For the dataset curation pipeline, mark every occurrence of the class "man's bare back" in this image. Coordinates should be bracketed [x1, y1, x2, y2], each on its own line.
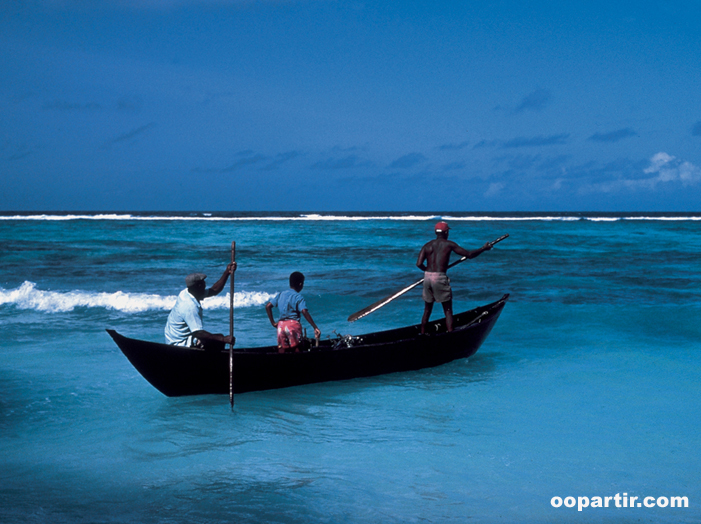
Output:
[418, 238, 464, 273]
[416, 222, 493, 333]
[417, 238, 488, 273]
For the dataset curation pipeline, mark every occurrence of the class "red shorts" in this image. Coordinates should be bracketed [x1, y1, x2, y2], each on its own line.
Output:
[277, 319, 303, 352]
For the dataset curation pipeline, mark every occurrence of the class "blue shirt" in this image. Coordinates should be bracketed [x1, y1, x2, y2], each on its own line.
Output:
[269, 289, 307, 322]
[164, 288, 204, 345]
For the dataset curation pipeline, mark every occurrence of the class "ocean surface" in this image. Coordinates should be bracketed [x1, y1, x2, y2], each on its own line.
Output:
[1, 212, 699, 523]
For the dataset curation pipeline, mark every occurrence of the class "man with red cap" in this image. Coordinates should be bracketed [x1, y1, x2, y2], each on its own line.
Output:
[416, 221, 492, 334]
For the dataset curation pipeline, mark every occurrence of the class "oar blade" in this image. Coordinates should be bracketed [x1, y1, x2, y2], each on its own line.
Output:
[347, 303, 382, 323]
[347, 297, 391, 323]
[347, 280, 422, 322]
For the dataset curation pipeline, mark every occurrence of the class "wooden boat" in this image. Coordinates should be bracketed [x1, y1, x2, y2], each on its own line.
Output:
[107, 294, 509, 397]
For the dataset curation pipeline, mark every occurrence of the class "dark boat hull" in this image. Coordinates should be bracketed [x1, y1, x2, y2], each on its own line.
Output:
[107, 294, 509, 397]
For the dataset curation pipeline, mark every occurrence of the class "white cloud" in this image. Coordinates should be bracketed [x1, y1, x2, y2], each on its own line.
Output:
[485, 182, 505, 197]
[640, 152, 701, 188]
[580, 152, 701, 194]
[551, 178, 565, 191]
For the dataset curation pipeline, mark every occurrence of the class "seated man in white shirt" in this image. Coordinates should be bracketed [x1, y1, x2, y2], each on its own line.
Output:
[164, 263, 236, 350]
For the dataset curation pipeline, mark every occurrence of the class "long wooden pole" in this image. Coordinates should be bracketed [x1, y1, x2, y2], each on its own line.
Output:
[347, 234, 509, 322]
[229, 241, 235, 410]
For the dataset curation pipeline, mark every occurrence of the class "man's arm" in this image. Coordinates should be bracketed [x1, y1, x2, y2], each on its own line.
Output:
[416, 245, 428, 271]
[192, 330, 234, 345]
[206, 262, 237, 298]
[301, 309, 321, 339]
[265, 302, 277, 328]
[452, 242, 492, 260]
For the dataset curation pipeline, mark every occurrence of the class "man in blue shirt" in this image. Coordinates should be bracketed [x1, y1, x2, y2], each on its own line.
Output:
[265, 271, 321, 353]
[165, 262, 236, 349]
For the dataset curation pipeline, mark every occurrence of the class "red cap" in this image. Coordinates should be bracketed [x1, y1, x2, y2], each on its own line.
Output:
[435, 221, 450, 232]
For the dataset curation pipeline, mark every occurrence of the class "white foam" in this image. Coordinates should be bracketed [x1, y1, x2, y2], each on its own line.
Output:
[441, 215, 582, 221]
[2, 213, 699, 222]
[0, 214, 438, 222]
[0, 282, 273, 314]
[298, 214, 439, 221]
[624, 216, 701, 221]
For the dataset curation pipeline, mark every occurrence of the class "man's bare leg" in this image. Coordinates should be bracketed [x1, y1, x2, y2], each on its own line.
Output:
[421, 302, 434, 334]
[441, 299, 454, 332]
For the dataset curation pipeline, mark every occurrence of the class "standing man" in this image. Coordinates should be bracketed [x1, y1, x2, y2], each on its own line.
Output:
[165, 262, 236, 350]
[416, 221, 492, 334]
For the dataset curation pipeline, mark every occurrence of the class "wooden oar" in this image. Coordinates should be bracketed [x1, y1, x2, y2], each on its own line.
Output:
[229, 241, 235, 410]
[347, 234, 509, 322]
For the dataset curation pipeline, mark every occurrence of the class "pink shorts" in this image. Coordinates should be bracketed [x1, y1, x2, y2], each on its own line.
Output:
[277, 319, 304, 351]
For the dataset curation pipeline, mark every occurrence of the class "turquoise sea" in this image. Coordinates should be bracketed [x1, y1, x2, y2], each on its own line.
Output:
[1, 212, 699, 523]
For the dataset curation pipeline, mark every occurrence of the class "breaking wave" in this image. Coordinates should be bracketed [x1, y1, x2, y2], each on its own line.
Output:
[0, 213, 439, 221]
[1, 213, 699, 222]
[0, 282, 273, 314]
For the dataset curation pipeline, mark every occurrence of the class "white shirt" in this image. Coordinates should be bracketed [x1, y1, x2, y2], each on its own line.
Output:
[164, 289, 204, 346]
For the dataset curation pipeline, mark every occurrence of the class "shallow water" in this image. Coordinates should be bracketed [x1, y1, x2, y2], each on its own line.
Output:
[1, 212, 699, 523]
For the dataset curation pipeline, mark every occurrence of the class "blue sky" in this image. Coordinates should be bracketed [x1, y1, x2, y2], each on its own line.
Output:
[1, 0, 700, 211]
